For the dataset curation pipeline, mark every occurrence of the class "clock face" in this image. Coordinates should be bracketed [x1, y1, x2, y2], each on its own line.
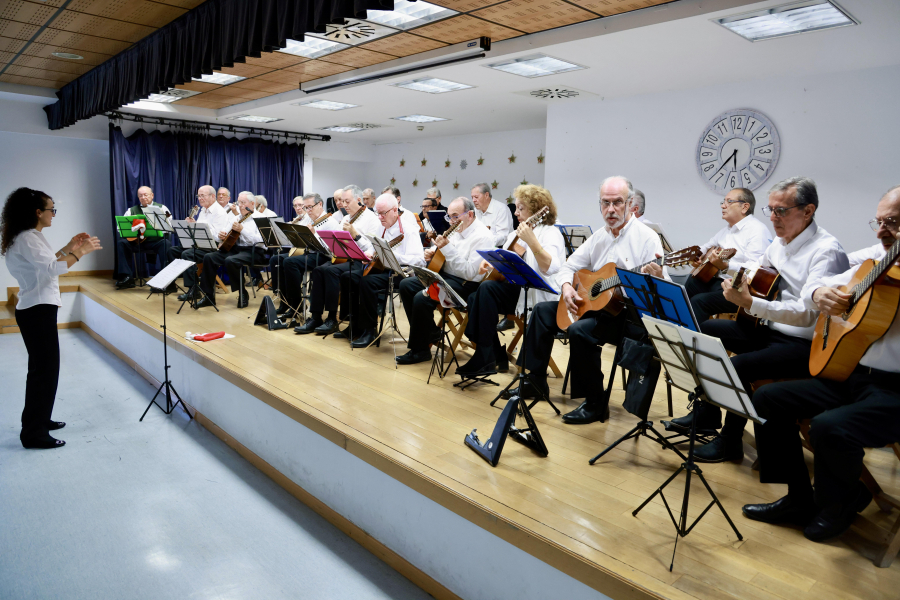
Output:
[696, 109, 780, 195]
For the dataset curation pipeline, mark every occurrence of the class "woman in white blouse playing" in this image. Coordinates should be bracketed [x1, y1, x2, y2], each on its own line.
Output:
[1, 187, 101, 449]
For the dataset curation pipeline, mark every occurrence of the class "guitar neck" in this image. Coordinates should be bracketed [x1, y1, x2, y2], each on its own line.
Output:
[851, 239, 900, 304]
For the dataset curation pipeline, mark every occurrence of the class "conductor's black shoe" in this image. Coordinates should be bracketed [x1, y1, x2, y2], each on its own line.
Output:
[115, 276, 136, 289]
[195, 297, 215, 309]
[562, 401, 609, 425]
[692, 435, 743, 463]
[351, 329, 376, 348]
[742, 494, 817, 527]
[315, 318, 339, 336]
[396, 349, 432, 365]
[236, 291, 250, 309]
[803, 485, 872, 542]
[21, 435, 66, 449]
[497, 316, 514, 332]
[295, 318, 322, 334]
[47, 420, 66, 431]
[507, 378, 550, 401]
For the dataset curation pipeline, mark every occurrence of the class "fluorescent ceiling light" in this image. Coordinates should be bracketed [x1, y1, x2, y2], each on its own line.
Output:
[278, 37, 349, 59]
[51, 52, 83, 60]
[143, 94, 181, 103]
[320, 125, 365, 133]
[486, 54, 585, 78]
[227, 115, 283, 123]
[392, 114, 448, 123]
[193, 72, 246, 85]
[391, 77, 473, 94]
[365, 0, 456, 30]
[715, 1, 857, 42]
[294, 100, 359, 111]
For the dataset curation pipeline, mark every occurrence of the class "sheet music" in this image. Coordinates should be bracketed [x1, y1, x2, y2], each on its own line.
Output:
[173, 220, 218, 250]
[556, 224, 592, 250]
[646, 223, 673, 253]
[146, 258, 195, 289]
[142, 207, 174, 233]
[368, 235, 405, 274]
[409, 266, 467, 308]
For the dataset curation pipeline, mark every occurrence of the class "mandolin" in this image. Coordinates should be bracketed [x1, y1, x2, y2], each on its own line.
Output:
[363, 234, 405, 276]
[691, 247, 737, 283]
[809, 239, 900, 381]
[218, 208, 255, 252]
[425, 219, 463, 272]
[730, 265, 781, 326]
[332, 204, 366, 264]
[556, 246, 701, 330]
[483, 206, 550, 283]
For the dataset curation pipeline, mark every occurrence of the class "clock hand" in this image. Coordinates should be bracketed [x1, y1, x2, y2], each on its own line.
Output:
[722, 149, 737, 172]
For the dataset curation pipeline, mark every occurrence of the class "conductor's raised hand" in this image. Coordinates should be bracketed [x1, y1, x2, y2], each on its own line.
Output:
[64, 232, 90, 254]
[74, 236, 102, 257]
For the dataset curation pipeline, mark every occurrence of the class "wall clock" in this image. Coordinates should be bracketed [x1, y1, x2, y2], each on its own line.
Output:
[696, 109, 780, 194]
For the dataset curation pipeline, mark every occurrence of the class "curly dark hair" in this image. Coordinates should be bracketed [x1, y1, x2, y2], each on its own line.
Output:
[1, 187, 52, 256]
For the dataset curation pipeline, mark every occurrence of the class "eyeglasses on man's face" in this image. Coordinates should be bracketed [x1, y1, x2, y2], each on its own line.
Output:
[599, 199, 626, 209]
[445, 211, 468, 222]
[377, 208, 396, 217]
[299, 204, 315, 212]
[762, 204, 803, 218]
[720, 198, 746, 206]
[869, 217, 899, 232]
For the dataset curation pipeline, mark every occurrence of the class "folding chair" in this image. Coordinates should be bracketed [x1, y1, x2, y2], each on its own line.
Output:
[239, 246, 273, 300]
[503, 313, 562, 378]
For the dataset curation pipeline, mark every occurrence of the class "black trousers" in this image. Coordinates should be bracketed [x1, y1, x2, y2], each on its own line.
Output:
[115, 237, 169, 278]
[464, 279, 521, 361]
[309, 261, 355, 318]
[399, 274, 479, 351]
[700, 319, 812, 439]
[16, 304, 60, 441]
[523, 301, 626, 404]
[347, 270, 404, 331]
[199, 246, 258, 300]
[753, 368, 900, 508]
[173, 247, 216, 289]
[282, 252, 330, 307]
[686, 276, 738, 324]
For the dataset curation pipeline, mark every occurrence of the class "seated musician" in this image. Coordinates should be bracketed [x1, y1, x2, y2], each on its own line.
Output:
[686, 188, 771, 323]
[472, 183, 514, 247]
[268, 195, 306, 303]
[172, 185, 231, 300]
[396, 197, 494, 365]
[631, 189, 653, 225]
[383, 185, 425, 233]
[339, 193, 426, 349]
[114, 186, 171, 290]
[742, 185, 900, 543]
[676, 177, 849, 462]
[194, 191, 264, 309]
[255, 195, 278, 218]
[515, 177, 665, 424]
[277, 193, 341, 315]
[294, 185, 381, 335]
[456, 184, 565, 377]
[363, 188, 376, 211]
[216, 187, 232, 211]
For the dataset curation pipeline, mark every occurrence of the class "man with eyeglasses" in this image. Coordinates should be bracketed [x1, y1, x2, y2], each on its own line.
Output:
[683, 188, 771, 324]
[682, 177, 849, 462]
[742, 185, 900, 544]
[171, 186, 236, 300]
[114, 186, 172, 290]
[216, 187, 232, 210]
[396, 197, 494, 365]
[362, 188, 376, 211]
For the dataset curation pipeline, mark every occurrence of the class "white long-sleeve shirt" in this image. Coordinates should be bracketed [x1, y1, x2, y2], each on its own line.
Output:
[226, 209, 264, 247]
[847, 243, 884, 267]
[437, 219, 495, 282]
[476, 198, 515, 247]
[197, 202, 232, 239]
[699, 215, 771, 274]
[6, 229, 68, 309]
[342, 207, 381, 252]
[804, 244, 898, 372]
[745, 220, 848, 339]
[364, 215, 425, 268]
[501, 223, 566, 316]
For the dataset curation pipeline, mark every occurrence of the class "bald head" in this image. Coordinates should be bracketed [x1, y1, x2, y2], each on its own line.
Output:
[196, 185, 215, 208]
[375, 193, 399, 228]
[137, 186, 154, 207]
[875, 185, 900, 250]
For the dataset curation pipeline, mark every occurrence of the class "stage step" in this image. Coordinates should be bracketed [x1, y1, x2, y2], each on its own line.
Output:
[0, 304, 17, 333]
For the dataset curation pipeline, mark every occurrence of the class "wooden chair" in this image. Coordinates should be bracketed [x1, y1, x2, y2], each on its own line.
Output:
[502, 313, 562, 378]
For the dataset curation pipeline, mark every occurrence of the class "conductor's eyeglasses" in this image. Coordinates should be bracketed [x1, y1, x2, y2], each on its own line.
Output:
[42, 207, 57, 215]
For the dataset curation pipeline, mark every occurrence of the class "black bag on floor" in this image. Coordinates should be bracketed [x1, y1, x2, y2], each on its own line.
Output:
[618, 337, 662, 421]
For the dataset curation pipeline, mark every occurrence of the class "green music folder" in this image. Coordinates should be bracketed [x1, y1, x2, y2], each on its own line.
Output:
[115, 215, 165, 239]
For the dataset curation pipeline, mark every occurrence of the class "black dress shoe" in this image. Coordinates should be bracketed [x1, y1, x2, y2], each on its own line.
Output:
[295, 318, 322, 334]
[507, 378, 550, 401]
[276, 303, 292, 317]
[351, 329, 376, 348]
[314, 318, 339, 336]
[742, 494, 817, 527]
[396, 349, 432, 365]
[803, 484, 872, 542]
[456, 352, 496, 376]
[667, 403, 722, 433]
[562, 401, 609, 424]
[497, 316, 514, 332]
[194, 297, 216, 309]
[115, 276, 136, 290]
[333, 327, 353, 339]
[21, 435, 66, 449]
[178, 291, 199, 302]
[692, 435, 744, 463]
[165, 282, 178, 294]
[236, 291, 250, 308]
[47, 420, 66, 431]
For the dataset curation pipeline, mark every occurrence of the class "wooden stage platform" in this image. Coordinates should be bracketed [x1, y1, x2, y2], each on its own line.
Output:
[44, 275, 900, 600]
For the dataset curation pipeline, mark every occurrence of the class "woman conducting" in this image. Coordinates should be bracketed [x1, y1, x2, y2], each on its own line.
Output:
[1, 187, 102, 449]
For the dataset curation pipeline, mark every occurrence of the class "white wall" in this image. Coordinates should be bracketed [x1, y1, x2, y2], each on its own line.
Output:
[365, 128, 547, 205]
[545, 64, 900, 253]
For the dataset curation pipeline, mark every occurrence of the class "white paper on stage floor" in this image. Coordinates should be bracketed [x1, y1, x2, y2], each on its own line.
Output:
[173, 220, 218, 249]
[146, 259, 195, 290]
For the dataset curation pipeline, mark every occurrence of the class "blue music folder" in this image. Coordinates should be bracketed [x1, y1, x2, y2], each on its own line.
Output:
[616, 269, 699, 332]
[477, 249, 559, 295]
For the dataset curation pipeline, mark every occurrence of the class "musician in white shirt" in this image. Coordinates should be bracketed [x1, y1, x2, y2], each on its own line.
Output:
[174, 186, 231, 300]
[255, 195, 278, 218]
[115, 186, 172, 289]
[472, 183, 514, 247]
[687, 188, 772, 322]
[2, 187, 101, 449]
[217, 187, 232, 211]
[631, 189, 654, 225]
[397, 197, 495, 365]
[743, 185, 900, 544]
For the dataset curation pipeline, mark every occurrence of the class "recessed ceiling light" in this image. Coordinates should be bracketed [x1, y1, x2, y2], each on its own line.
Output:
[486, 55, 585, 78]
[320, 125, 366, 133]
[227, 115, 283, 123]
[143, 94, 181, 103]
[140, 89, 201, 103]
[51, 52, 83, 60]
[365, 0, 456, 30]
[278, 37, 349, 59]
[714, 1, 857, 42]
[193, 72, 246, 85]
[293, 99, 359, 111]
[391, 77, 473, 94]
[392, 115, 448, 123]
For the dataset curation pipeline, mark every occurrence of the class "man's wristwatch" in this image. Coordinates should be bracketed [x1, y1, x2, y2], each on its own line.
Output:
[353, 235, 361, 242]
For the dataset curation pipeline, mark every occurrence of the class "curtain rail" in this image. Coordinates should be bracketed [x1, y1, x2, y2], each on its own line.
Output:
[105, 111, 330, 142]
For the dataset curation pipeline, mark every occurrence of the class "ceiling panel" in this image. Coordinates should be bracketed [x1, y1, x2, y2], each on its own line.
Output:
[174, 81, 221, 93]
[472, 0, 597, 34]
[63, 0, 190, 28]
[408, 14, 523, 44]
[217, 62, 275, 79]
[48, 10, 157, 43]
[281, 60, 355, 79]
[566, 0, 670, 16]
[202, 88, 273, 102]
[8, 54, 94, 75]
[357, 32, 447, 58]
[318, 47, 396, 68]
[0, 19, 40, 40]
[425, 0, 506, 11]
[16, 40, 112, 65]
[0, 72, 73, 87]
[32, 28, 132, 54]
[253, 70, 304, 85]
[244, 52, 309, 70]
[0, 35, 26, 53]
[227, 77, 297, 94]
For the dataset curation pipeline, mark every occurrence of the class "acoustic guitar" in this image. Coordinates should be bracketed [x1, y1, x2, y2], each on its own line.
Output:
[483, 206, 550, 283]
[218, 208, 255, 252]
[332, 204, 367, 264]
[556, 246, 701, 330]
[425, 219, 463, 272]
[691, 247, 737, 283]
[730, 265, 781, 326]
[363, 234, 405, 276]
[809, 239, 900, 381]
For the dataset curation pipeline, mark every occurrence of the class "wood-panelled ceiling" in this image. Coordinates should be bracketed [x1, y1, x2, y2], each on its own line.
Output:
[0, 0, 672, 109]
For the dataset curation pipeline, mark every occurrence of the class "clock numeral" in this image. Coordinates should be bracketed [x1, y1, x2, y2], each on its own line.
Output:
[702, 161, 717, 172]
[715, 120, 729, 136]
[714, 172, 725, 183]
[729, 173, 737, 189]
[750, 160, 769, 174]
[741, 169, 753, 186]
[699, 150, 715, 158]
[704, 131, 720, 146]
[731, 116, 745, 136]
[754, 143, 774, 157]
[746, 117, 759, 136]
[753, 127, 770, 143]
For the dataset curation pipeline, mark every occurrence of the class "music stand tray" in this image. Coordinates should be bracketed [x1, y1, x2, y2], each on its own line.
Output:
[409, 266, 468, 382]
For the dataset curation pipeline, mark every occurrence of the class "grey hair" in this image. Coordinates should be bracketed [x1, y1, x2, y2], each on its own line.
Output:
[343, 185, 364, 203]
[632, 189, 646, 216]
[472, 183, 491, 196]
[449, 196, 475, 214]
[599, 176, 634, 201]
[217, 187, 230, 197]
[363, 188, 375, 196]
[237, 191, 255, 204]
[731, 187, 756, 215]
[198, 185, 215, 197]
[254, 195, 268, 209]
[769, 177, 818, 209]
[303, 192, 324, 206]
[382, 185, 401, 198]
[426, 187, 441, 199]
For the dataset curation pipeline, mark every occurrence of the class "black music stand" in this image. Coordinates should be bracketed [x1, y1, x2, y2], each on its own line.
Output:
[367, 235, 409, 360]
[172, 220, 219, 314]
[633, 316, 762, 570]
[409, 266, 468, 383]
[276, 222, 332, 324]
[320, 230, 368, 345]
[555, 224, 592, 258]
[140, 260, 195, 422]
